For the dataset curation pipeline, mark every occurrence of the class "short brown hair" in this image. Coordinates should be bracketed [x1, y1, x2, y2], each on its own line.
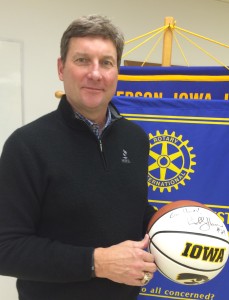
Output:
[60, 14, 125, 68]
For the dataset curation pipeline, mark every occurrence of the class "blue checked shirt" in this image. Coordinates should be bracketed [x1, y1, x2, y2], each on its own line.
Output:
[74, 107, 112, 139]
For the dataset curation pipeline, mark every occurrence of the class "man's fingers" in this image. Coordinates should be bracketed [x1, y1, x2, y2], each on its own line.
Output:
[131, 234, 149, 249]
[142, 261, 157, 273]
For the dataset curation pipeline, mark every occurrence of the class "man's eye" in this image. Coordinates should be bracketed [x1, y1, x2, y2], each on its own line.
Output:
[102, 60, 114, 68]
[74, 58, 89, 65]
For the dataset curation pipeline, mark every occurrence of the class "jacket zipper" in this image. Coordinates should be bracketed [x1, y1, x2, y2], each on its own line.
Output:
[99, 139, 107, 169]
[76, 117, 121, 170]
[98, 117, 121, 170]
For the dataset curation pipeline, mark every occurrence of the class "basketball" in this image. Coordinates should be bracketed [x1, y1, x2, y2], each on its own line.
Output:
[148, 200, 229, 285]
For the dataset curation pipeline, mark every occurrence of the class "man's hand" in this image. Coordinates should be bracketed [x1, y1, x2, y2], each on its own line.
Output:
[94, 234, 157, 286]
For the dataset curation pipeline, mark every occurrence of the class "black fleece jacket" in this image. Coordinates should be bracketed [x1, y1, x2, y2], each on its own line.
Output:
[0, 96, 155, 300]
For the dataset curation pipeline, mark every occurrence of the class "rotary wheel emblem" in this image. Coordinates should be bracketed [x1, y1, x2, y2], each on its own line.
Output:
[148, 130, 196, 192]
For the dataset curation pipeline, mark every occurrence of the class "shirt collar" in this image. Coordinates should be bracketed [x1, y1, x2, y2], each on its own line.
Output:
[74, 106, 112, 138]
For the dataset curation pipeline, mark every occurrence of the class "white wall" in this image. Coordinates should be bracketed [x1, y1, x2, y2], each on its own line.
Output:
[0, 0, 229, 298]
[0, 40, 23, 151]
[1, 0, 229, 124]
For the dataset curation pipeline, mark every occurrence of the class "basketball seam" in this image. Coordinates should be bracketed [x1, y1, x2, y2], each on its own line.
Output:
[150, 230, 229, 244]
[150, 238, 226, 272]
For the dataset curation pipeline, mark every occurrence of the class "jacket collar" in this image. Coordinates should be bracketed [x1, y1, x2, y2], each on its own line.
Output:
[57, 95, 122, 131]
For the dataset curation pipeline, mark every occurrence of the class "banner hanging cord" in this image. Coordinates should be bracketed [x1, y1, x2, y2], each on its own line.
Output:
[122, 26, 167, 58]
[141, 33, 164, 66]
[173, 33, 190, 66]
[125, 26, 168, 44]
[175, 29, 229, 71]
[122, 22, 229, 69]
[174, 25, 229, 49]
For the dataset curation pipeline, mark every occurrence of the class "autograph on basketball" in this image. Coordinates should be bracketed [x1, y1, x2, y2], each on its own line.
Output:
[148, 201, 229, 285]
[187, 216, 224, 232]
[169, 207, 225, 234]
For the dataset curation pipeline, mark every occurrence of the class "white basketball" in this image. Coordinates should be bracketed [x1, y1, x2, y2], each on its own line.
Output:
[148, 200, 229, 285]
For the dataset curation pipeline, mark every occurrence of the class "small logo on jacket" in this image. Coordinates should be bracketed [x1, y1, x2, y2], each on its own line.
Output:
[122, 149, 131, 164]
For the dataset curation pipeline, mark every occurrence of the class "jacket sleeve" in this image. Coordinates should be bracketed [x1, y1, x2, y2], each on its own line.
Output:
[142, 135, 157, 235]
[143, 203, 157, 235]
[0, 131, 93, 283]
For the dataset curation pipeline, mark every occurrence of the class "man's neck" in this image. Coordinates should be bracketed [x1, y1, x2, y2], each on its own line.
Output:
[74, 107, 109, 130]
[67, 99, 108, 129]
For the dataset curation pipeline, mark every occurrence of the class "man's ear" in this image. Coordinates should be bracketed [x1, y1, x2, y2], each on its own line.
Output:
[57, 57, 64, 81]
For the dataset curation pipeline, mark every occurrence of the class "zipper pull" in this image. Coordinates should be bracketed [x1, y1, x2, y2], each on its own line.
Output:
[99, 139, 103, 152]
[99, 139, 107, 169]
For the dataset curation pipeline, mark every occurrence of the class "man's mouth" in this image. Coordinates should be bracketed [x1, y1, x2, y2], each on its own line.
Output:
[83, 86, 104, 92]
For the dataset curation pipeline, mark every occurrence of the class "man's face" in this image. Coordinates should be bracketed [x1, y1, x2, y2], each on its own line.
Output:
[58, 36, 118, 116]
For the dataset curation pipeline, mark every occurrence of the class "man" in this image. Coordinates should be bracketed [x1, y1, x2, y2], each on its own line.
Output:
[0, 15, 157, 300]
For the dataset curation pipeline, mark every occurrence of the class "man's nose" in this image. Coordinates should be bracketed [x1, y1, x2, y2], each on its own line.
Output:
[87, 63, 102, 81]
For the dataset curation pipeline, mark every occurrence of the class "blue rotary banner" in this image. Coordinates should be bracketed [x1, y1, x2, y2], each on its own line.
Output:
[112, 94, 229, 300]
[116, 66, 229, 100]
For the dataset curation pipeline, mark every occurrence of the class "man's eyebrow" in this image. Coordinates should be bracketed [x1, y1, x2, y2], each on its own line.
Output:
[72, 53, 116, 63]
[73, 52, 88, 57]
[103, 55, 116, 60]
